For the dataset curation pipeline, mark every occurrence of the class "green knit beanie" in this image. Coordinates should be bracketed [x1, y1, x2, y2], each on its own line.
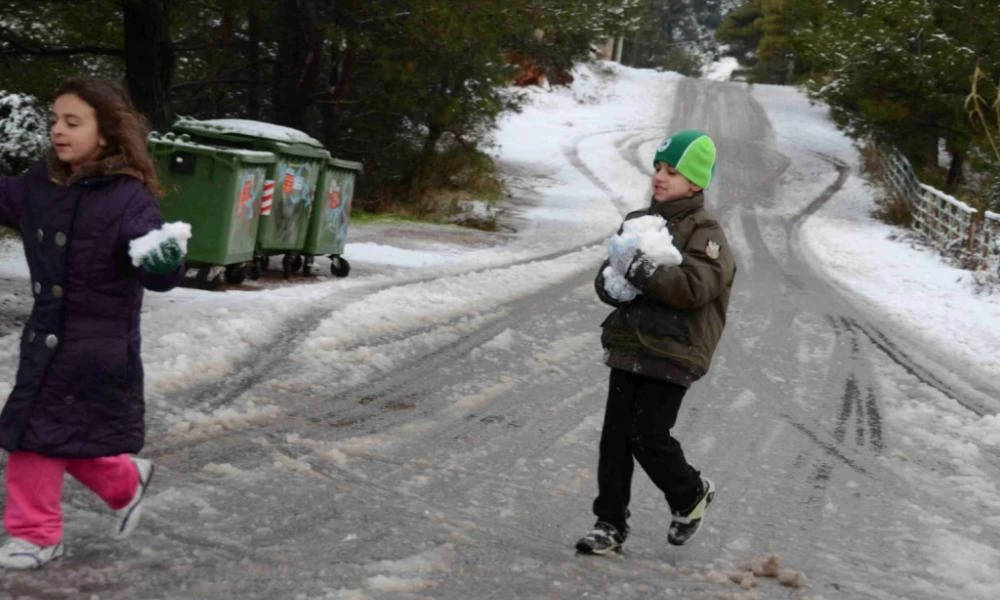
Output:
[653, 130, 717, 189]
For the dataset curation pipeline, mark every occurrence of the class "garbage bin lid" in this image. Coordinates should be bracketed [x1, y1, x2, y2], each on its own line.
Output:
[148, 131, 277, 164]
[173, 117, 326, 148]
[329, 157, 364, 173]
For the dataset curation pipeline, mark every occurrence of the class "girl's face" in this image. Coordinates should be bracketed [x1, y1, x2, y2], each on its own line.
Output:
[652, 161, 700, 202]
[51, 93, 105, 171]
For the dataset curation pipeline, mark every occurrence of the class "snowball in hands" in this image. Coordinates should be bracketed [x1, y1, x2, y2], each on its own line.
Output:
[617, 215, 683, 267]
[129, 221, 192, 270]
[602, 265, 639, 302]
[602, 215, 682, 300]
[608, 234, 641, 275]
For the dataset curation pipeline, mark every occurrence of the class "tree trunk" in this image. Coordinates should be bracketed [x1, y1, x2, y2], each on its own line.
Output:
[212, 4, 234, 117]
[247, 7, 261, 120]
[421, 123, 443, 164]
[321, 40, 356, 152]
[410, 121, 443, 198]
[899, 131, 939, 173]
[946, 149, 965, 189]
[272, 0, 324, 131]
[121, 0, 173, 130]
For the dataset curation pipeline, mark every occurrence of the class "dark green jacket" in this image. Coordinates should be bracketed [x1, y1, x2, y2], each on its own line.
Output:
[596, 193, 736, 386]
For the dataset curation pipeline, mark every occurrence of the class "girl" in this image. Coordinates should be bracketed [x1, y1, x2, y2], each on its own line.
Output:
[0, 78, 186, 569]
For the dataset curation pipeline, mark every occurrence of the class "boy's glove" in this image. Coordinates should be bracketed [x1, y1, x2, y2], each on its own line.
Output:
[601, 265, 639, 302]
[608, 234, 640, 274]
[625, 250, 657, 281]
[141, 238, 185, 274]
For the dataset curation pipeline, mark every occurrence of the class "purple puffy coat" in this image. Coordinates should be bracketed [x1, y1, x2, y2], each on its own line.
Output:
[0, 157, 183, 458]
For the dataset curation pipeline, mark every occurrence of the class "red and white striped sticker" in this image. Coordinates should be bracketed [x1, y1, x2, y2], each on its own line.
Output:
[261, 179, 275, 216]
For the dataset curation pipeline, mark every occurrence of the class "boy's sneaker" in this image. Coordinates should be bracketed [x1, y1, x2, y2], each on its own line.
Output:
[114, 457, 155, 539]
[0, 537, 65, 569]
[575, 521, 625, 555]
[668, 477, 715, 546]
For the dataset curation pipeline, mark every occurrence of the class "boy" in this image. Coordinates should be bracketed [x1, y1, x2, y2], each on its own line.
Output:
[576, 129, 736, 554]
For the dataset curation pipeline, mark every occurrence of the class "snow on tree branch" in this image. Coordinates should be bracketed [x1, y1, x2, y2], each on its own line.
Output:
[0, 90, 48, 174]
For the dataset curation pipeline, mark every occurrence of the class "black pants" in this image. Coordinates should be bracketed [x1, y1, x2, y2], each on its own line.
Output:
[592, 368, 702, 535]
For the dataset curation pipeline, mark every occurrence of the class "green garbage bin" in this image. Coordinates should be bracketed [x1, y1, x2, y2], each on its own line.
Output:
[148, 131, 276, 289]
[303, 157, 363, 277]
[169, 118, 332, 278]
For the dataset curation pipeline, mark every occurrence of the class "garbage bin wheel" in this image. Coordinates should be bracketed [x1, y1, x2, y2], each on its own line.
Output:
[256, 255, 269, 274]
[301, 255, 315, 277]
[290, 255, 304, 273]
[281, 254, 295, 279]
[330, 256, 351, 277]
[247, 262, 261, 281]
[225, 263, 248, 285]
[195, 267, 223, 291]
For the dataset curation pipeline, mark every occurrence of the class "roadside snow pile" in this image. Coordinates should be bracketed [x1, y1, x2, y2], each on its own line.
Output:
[446, 199, 502, 231]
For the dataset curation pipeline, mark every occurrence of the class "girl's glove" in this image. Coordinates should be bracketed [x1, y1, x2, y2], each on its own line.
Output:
[141, 238, 185, 273]
[129, 221, 192, 273]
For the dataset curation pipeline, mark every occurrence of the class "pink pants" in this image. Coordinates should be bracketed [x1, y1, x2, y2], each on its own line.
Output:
[3, 451, 139, 546]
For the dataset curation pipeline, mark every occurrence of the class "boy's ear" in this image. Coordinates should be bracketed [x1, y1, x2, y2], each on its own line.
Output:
[688, 183, 702, 195]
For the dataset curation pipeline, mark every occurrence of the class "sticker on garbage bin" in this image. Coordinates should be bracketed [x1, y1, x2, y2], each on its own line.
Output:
[238, 177, 254, 220]
[278, 164, 315, 209]
[323, 174, 354, 238]
[327, 181, 341, 209]
[261, 179, 275, 215]
[282, 170, 296, 195]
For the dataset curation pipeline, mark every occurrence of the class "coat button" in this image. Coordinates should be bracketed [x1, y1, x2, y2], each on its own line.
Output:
[45, 334, 58, 349]
[36, 229, 43, 242]
[52, 285, 64, 298]
[32, 281, 41, 295]
[55, 232, 67, 247]
[64, 395, 75, 405]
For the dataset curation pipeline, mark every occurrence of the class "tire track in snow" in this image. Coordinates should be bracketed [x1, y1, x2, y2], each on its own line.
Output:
[150, 265, 596, 457]
[787, 154, 984, 415]
[164, 124, 656, 417]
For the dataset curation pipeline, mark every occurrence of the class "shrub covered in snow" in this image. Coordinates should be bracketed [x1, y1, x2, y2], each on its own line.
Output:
[0, 91, 48, 175]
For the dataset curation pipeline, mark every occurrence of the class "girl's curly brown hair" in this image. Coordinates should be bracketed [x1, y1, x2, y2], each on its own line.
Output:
[53, 78, 162, 196]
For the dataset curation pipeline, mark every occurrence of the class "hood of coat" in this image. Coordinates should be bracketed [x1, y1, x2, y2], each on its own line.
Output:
[45, 149, 144, 188]
[647, 192, 704, 221]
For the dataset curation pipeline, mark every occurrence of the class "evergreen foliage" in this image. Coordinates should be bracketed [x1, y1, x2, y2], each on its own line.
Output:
[5, 0, 995, 210]
[802, 0, 1000, 183]
[718, 0, 1000, 196]
[717, 0, 822, 83]
[0, 92, 48, 175]
[0, 0, 636, 207]
[621, 0, 727, 75]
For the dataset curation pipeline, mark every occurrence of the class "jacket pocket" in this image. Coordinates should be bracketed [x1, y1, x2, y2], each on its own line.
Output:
[628, 300, 691, 345]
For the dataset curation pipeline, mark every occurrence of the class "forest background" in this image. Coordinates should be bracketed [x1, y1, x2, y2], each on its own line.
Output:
[1, 0, 998, 219]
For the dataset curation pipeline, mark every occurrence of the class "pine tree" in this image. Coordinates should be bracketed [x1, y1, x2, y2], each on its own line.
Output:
[621, 0, 726, 76]
[717, 0, 822, 83]
[804, 0, 1000, 182]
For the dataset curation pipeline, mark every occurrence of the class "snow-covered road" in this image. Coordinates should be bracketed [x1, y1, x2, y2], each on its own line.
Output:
[1, 64, 999, 599]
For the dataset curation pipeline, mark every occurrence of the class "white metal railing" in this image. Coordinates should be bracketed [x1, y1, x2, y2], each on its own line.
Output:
[981, 211, 1000, 258]
[912, 184, 976, 251]
[876, 143, 998, 264]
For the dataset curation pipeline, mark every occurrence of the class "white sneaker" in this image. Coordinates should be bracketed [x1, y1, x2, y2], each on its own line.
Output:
[114, 457, 155, 539]
[0, 537, 65, 569]
[667, 477, 715, 546]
